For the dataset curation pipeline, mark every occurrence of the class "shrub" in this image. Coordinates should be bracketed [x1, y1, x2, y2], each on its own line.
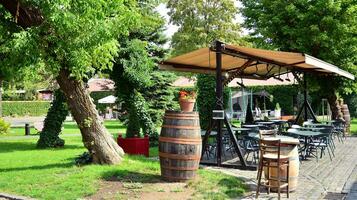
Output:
[0, 118, 10, 134]
[37, 90, 68, 148]
[2, 101, 51, 116]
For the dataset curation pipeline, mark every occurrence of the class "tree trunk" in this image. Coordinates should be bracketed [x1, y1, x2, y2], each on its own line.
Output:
[56, 68, 124, 164]
[0, 79, 2, 117]
[327, 92, 343, 120]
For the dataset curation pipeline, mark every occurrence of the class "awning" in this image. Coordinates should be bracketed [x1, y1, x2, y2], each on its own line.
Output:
[160, 44, 354, 80]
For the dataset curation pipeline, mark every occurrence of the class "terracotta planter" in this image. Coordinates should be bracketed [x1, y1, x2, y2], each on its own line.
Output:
[179, 98, 196, 112]
[117, 135, 149, 157]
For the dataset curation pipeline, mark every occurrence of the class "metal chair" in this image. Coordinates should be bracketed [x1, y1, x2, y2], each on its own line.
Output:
[256, 139, 290, 199]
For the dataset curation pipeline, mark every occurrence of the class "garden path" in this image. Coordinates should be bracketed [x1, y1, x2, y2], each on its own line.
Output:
[204, 136, 357, 200]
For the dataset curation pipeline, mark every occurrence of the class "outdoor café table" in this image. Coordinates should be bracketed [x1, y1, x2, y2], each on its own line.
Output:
[287, 130, 322, 159]
[242, 124, 265, 129]
[304, 123, 333, 128]
[249, 133, 300, 191]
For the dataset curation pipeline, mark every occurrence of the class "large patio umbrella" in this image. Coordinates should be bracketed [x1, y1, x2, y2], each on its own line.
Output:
[254, 90, 271, 112]
[159, 40, 355, 169]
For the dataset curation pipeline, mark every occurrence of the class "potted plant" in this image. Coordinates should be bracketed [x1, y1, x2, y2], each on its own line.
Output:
[178, 90, 196, 112]
[117, 134, 150, 157]
[274, 103, 281, 119]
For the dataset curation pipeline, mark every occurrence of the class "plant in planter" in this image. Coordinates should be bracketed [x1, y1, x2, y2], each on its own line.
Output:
[274, 103, 281, 119]
[179, 90, 196, 112]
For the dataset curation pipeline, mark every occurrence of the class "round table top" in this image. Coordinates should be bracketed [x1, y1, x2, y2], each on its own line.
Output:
[295, 127, 325, 131]
[256, 121, 275, 125]
[287, 130, 322, 137]
[248, 133, 300, 145]
[232, 127, 253, 131]
[243, 124, 265, 128]
[304, 124, 333, 128]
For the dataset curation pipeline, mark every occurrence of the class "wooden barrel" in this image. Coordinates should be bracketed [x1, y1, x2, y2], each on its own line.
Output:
[341, 104, 351, 124]
[341, 104, 351, 133]
[264, 145, 299, 192]
[159, 111, 202, 182]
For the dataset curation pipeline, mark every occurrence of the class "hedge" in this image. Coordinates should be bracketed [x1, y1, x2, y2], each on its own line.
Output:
[2, 101, 51, 117]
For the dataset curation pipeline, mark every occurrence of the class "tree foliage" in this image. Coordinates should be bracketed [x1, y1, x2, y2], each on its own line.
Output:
[0, 0, 141, 164]
[37, 90, 68, 148]
[111, 0, 169, 142]
[241, 0, 357, 119]
[167, 0, 245, 129]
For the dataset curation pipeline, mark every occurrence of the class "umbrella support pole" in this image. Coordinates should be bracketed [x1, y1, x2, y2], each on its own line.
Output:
[295, 73, 318, 123]
[200, 40, 255, 170]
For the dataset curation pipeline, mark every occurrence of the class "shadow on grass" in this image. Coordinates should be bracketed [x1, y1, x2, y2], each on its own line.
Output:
[101, 170, 162, 184]
[0, 141, 83, 153]
[0, 162, 75, 172]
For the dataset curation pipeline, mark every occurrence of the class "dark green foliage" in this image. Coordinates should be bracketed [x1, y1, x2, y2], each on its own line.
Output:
[141, 72, 178, 126]
[37, 90, 68, 148]
[2, 101, 50, 116]
[74, 152, 93, 166]
[241, 0, 357, 105]
[244, 102, 254, 124]
[110, 1, 168, 145]
[196, 75, 216, 129]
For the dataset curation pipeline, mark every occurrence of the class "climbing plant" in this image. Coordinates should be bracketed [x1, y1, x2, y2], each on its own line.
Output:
[37, 90, 68, 148]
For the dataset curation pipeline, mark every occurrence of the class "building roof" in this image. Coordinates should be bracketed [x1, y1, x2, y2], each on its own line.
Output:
[88, 78, 115, 92]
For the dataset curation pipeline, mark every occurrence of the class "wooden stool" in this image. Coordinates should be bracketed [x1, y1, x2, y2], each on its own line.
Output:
[256, 139, 290, 200]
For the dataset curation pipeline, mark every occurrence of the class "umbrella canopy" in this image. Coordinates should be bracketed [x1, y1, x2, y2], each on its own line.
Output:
[98, 95, 117, 104]
[254, 90, 271, 98]
[159, 44, 354, 80]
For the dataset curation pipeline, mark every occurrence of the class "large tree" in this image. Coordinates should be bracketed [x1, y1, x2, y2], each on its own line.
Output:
[0, 0, 140, 164]
[241, 0, 357, 119]
[167, 0, 245, 129]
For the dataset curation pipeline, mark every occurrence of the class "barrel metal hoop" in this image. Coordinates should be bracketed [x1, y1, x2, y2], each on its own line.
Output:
[159, 152, 201, 160]
[164, 116, 199, 120]
[159, 136, 201, 144]
[162, 125, 200, 130]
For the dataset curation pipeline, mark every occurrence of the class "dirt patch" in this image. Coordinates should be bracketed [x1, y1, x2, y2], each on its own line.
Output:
[86, 176, 194, 200]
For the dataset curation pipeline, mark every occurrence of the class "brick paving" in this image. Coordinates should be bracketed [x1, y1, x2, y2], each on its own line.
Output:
[204, 136, 357, 200]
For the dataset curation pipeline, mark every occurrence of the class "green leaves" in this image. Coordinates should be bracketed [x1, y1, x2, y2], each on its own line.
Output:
[1, 0, 141, 80]
[241, 0, 357, 94]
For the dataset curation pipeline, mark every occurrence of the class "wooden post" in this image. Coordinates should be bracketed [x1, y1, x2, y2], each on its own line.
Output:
[215, 40, 223, 166]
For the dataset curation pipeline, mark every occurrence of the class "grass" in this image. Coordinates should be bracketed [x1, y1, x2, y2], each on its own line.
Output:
[0, 136, 246, 200]
[1, 120, 127, 137]
[350, 118, 357, 136]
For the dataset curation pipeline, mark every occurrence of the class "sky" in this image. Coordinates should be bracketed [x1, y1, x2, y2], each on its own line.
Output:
[155, 1, 247, 46]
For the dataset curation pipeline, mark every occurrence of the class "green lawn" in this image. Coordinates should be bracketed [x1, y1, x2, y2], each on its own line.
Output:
[350, 118, 357, 136]
[0, 136, 246, 199]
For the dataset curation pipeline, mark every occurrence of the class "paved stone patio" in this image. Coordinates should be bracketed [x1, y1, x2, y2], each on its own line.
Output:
[204, 136, 357, 200]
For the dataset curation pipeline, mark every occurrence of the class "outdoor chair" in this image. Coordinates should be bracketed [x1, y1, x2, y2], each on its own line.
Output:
[307, 130, 333, 161]
[259, 129, 277, 138]
[242, 135, 259, 164]
[331, 119, 346, 143]
[256, 139, 290, 200]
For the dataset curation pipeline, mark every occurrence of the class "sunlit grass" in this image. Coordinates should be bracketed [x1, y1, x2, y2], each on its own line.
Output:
[0, 136, 246, 199]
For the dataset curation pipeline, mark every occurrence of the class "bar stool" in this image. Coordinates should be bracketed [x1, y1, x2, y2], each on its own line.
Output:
[256, 139, 290, 200]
